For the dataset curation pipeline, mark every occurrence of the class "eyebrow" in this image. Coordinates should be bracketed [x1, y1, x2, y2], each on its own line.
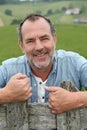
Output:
[25, 34, 49, 41]
[24, 37, 34, 42]
[40, 34, 49, 38]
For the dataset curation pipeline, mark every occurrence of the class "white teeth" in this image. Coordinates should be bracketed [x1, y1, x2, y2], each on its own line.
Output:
[33, 51, 47, 56]
[37, 53, 45, 56]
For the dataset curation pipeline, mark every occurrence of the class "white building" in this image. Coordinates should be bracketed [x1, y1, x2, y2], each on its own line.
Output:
[65, 8, 81, 15]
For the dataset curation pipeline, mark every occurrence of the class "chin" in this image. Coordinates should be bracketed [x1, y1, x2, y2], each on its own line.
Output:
[34, 61, 52, 70]
[29, 58, 53, 70]
[34, 65, 49, 70]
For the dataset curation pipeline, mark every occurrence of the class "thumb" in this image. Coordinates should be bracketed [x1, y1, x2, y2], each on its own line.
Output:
[45, 86, 58, 92]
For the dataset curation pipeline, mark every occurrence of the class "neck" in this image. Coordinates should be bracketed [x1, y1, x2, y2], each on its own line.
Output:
[31, 64, 53, 81]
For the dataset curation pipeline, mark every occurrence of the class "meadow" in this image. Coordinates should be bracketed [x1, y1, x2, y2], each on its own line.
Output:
[0, 24, 87, 64]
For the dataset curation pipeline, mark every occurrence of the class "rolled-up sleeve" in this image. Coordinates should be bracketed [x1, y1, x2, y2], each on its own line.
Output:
[80, 62, 87, 89]
[0, 64, 7, 88]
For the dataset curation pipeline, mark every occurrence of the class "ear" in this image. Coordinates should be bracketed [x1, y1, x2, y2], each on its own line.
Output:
[18, 40, 25, 53]
[53, 33, 57, 46]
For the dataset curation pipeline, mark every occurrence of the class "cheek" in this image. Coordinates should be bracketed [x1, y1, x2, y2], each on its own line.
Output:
[49, 42, 55, 51]
[24, 46, 34, 57]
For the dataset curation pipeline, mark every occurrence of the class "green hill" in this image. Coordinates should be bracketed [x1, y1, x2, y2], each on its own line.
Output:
[0, 0, 87, 26]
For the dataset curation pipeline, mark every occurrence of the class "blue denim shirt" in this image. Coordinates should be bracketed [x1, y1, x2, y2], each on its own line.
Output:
[0, 50, 87, 103]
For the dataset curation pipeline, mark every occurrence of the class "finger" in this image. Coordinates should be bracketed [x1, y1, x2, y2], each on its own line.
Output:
[16, 73, 27, 79]
[48, 102, 52, 109]
[45, 86, 58, 92]
[51, 110, 58, 114]
[48, 98, 54, 109]
[29, 86, 32, 93]
[48, 103, 58, 114]
[28, 91, 32, 99]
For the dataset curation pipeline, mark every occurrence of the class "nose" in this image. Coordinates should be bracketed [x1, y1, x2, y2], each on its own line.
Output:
[35, 39, 44, 50]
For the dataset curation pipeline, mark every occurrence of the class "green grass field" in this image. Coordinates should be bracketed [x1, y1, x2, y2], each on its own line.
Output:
[0, 24, 87, 64]
[56, 24, 87, 57]
[0, 25, 22, 63]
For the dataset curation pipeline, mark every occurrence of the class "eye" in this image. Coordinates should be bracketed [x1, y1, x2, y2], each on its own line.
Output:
[41, 37, 49, 41]
[26, 40, 32, 43]
[25, 39, 34, 44]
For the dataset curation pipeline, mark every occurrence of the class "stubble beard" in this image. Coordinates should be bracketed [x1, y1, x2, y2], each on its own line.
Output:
[28, 55, 54, 71]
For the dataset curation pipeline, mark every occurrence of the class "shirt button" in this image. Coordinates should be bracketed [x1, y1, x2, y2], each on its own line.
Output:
[42, 96, 44, 99]
[39, 82, 42, 84]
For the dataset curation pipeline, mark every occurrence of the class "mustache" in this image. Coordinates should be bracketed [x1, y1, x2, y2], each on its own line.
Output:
[33, 49, 48, 56]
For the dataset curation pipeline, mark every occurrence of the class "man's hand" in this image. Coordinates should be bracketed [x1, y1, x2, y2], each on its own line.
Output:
[45, 86, 84, 114]
[1, 73, 32, 103]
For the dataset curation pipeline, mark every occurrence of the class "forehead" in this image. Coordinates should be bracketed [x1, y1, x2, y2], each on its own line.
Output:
[21, 18, 51, 37]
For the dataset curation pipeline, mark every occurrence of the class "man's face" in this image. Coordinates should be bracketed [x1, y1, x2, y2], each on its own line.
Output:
[19, 18, 56, 71]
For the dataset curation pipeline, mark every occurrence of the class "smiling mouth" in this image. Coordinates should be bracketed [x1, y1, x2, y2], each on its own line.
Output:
[33, 50, 48, 57]
[36, 53, 48, 60]
[33, 52, 48, 63]
[36, 53, 47, 57]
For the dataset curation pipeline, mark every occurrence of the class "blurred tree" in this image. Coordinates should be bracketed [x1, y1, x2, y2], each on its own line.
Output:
[11, 19, 22, 25]
[5, 9, 12, 16]
[46, 9, 53, 16]
[0, 0, 7, 4]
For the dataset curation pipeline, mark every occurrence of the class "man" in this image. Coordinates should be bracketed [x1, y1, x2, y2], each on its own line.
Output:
[0, 13, 87, 114]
